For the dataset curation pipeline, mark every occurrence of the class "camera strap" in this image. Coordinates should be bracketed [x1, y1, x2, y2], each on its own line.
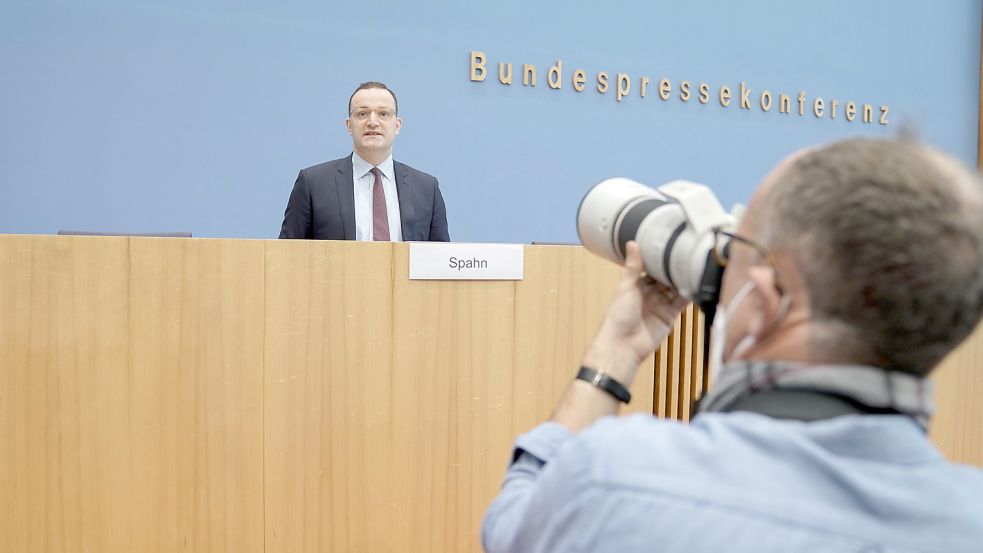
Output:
[693, 361, 932, 431]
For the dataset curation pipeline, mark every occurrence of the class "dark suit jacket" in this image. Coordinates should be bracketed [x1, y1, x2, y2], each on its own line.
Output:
[278, 155, 450, 241]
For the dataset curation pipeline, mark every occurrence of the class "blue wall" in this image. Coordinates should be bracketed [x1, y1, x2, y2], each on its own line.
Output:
[1, 0, 980, 243]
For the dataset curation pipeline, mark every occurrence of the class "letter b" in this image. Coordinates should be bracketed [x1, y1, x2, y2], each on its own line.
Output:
[470, 51, 487, 82]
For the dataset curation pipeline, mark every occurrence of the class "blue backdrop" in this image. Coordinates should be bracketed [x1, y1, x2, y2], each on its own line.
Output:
[1, 0, 980, 243]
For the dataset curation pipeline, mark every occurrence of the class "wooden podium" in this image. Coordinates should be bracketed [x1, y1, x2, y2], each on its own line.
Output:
[1, 235, 980, 552]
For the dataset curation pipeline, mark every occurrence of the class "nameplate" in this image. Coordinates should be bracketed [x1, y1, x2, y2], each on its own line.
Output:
[409, 243, 524, 280]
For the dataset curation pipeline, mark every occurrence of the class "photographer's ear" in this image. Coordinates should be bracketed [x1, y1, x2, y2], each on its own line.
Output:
[744, 265, 784, 342]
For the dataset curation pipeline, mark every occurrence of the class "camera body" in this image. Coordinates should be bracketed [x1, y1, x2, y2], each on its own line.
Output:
[577, 178, 742, 317]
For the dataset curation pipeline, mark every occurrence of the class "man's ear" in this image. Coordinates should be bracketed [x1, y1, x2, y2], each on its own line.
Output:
[345, 118, 352, 135]
[394, 117, 402, 135]
[745, 265, 783, 341]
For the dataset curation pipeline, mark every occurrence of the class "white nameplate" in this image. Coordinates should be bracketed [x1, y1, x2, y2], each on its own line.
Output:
[409, 243, 524, 280]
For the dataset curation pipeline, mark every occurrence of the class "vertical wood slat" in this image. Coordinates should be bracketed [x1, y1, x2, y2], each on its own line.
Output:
[652, 303, 705, 421]
[690, 307, 706, 412]
[654, 335, 669, 418]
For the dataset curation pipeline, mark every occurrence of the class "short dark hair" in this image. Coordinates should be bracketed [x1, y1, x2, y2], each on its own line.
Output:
[348, 81, 398, 115]
[763, 139, 983, 376]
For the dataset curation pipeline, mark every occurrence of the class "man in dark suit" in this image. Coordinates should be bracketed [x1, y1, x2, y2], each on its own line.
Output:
[279, 81, 449, 241]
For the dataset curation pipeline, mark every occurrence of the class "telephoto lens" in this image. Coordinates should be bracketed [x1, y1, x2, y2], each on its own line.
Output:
[576, 177, 741, 315]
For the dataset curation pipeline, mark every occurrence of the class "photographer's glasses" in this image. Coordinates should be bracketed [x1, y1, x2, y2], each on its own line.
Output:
[712, 229, 785, 295]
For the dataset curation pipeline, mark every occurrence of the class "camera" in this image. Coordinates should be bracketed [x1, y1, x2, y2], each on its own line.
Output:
[576, 178, 743, 320]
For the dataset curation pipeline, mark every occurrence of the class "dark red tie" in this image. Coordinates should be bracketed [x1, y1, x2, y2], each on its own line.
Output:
[370, 167, 390, 241]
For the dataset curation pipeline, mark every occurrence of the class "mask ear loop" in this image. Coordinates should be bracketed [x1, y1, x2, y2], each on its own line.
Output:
[731, 291, 791, 365]
[762, 292, 792, 338]
[738, 249, 791, 357]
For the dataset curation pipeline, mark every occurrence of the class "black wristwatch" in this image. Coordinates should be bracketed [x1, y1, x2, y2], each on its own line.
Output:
[576, 366, 632, 404]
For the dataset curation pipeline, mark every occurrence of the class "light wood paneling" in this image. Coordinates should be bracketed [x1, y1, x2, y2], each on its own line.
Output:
[4, 235, 979, 553]
[0, 235, 265, 553]
[264, 240, 400, 553]
[126, 237, 265, 552]
[263, 243, 652, 553]
[388, 245, 517, 553]
[931, 322, 983, 466]
[0, 235, 130, 553]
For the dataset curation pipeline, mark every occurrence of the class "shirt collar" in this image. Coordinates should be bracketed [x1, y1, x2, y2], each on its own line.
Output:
[352, 151, 395, 183]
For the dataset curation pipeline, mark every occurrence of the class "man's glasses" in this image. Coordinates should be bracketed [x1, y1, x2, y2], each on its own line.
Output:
[712, 229, 785, 295]
[350, 109, 396, 122]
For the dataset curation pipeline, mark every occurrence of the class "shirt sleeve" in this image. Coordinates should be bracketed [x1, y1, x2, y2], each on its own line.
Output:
[482, 421, 593, 553]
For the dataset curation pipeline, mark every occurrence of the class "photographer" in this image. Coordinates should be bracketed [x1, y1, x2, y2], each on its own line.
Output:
[482, 139, 983, 552]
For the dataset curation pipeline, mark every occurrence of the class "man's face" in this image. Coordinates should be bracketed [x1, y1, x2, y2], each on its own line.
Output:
[346, 88, 401, 156]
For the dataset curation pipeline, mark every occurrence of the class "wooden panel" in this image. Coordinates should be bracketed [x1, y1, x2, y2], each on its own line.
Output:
[0, 235, 130, 553]
[388, 246, 517, 553]
[0, 235, 265, 553]
[263, 243, 657, 553]
[264, 240, 398, 553]
[931, 322, 983, 467]
[7, 233, 977, 553]
[126, 237, 265, 552]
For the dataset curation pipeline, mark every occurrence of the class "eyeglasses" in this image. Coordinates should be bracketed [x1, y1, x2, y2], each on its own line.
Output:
[712, 229, 785, 294]
[350, 109, 396, 122]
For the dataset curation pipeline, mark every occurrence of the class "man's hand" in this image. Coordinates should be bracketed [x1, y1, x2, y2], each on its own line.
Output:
[549, 241, 689, 432]
[582, 241, 690, 386]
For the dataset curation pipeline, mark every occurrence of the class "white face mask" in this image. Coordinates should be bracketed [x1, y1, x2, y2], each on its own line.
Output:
[707, 280, 757, 385]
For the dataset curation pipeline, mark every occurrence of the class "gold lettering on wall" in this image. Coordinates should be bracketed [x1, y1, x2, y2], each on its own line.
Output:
[548, 61, 563, 89]
[466, 51, 891, 126]
[499, 63, 513, 85]
[659, 79, 671, 100]
[779, 94, 791, 114]
[470, 51, 487, 81]
[573, 69, 586, 91]
[740, 82, 751, 109]
[617, 74, 631, 101]
[523, 64, 537, 86]
[761, 90, 772, 111]
[719, 85, 731, 107]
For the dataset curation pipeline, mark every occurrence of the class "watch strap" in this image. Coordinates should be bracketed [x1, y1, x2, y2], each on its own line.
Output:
[576, 366, 632, 404]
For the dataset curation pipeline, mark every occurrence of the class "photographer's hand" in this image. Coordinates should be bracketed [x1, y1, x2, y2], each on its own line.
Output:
[584, 241, 690, 383]
[550, 241, 689, 432]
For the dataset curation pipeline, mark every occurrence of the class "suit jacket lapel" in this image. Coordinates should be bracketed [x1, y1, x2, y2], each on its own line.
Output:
[336, 154, 356, 240]
[394, 160, 413, 239]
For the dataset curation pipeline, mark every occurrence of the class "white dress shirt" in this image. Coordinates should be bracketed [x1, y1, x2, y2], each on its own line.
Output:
[351, 152, 402, 242]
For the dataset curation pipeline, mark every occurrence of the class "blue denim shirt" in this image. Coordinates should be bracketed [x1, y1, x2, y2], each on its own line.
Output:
[482, 412, 983, 552]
